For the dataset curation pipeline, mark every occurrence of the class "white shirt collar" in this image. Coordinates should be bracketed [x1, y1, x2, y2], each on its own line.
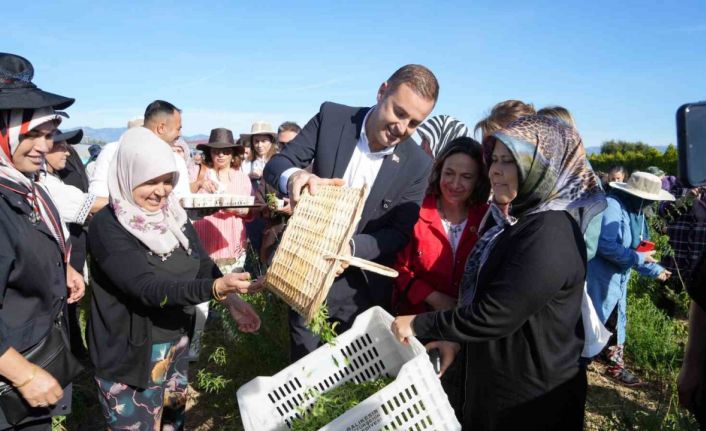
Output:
[359, 106, 396, 158]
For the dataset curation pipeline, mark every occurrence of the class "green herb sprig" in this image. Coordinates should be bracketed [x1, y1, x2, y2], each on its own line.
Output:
[307, 302, 339, 345]
[265, 192, 279, 210]
[290, 377, 394, 431]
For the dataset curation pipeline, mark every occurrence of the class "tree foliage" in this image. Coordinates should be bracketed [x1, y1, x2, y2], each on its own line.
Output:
[588, 141, 678, 175]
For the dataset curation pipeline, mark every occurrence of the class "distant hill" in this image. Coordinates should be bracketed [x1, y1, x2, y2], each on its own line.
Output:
[68, 127, 208, 144]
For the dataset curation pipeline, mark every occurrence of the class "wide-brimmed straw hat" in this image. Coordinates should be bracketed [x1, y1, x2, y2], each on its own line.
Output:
[197, 128, 244, 154]
[53, 128, 83, 145]
[610, 171, 675, 202]
[0, 53, 74, 110]
[240, 120, 276, 143]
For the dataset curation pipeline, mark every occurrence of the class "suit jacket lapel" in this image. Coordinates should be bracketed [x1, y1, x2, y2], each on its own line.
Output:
[331, 108, 369, 178]
[361, 142, 407, 225]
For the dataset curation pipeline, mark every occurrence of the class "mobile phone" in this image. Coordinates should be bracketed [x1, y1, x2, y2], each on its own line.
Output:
[636, 240, 655, 252]
[677, 101, 706, 187]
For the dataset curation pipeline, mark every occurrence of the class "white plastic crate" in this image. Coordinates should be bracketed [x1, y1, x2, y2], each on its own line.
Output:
[237, 306, 461, 431]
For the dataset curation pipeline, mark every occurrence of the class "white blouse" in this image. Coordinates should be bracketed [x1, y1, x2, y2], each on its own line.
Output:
[40, 172, 96, 225]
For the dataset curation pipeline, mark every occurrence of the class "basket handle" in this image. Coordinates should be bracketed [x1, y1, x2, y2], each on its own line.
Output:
[324, 254, 399, 278]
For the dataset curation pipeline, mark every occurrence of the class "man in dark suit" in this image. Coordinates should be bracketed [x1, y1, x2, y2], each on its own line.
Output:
[264, 64, 439, 360]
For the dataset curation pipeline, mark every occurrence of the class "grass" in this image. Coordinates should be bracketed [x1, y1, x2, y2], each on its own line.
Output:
[53, 216, 702, 430]
[54, 285, 700, 431]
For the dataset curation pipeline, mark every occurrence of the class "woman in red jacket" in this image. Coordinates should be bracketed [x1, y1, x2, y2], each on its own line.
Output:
[392, 136, 489, 419]
[393, 137, 490, 315]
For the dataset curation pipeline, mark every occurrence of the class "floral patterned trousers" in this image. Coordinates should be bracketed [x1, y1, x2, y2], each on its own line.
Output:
[95, 335, 189, 431]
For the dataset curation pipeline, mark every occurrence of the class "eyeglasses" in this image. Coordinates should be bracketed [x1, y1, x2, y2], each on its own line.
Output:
[210, 148, 233, 155]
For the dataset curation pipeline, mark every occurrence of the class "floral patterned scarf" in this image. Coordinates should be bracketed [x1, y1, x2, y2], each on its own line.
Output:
[459, 115, 605, 305]
[108, 127, 190, 256]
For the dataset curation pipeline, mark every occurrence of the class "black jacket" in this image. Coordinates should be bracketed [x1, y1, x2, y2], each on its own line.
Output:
[413, 210, 586, 430]
[0, 182, 67, 356]
[87, 207, 221, 388]
[264, 102, 432, 320]
[59, 146, 90, 273]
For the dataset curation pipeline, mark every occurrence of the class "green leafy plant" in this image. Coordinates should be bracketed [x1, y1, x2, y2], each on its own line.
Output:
[195, 342, 232, 394]
[290, 377, 394, 431]
[265, 192, 278, 210]
[209, 345, 228, 367]
[625, 294, 685, 378]
[307, 302, 339, 345]
[196, 368, 232, 394]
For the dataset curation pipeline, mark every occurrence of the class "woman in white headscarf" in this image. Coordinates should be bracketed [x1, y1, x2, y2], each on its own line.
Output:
[87, 127, 262, 430]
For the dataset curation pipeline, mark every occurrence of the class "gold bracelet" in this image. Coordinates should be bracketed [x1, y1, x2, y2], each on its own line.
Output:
[14, 365, 38, 389]
[212, 279, 226, 301]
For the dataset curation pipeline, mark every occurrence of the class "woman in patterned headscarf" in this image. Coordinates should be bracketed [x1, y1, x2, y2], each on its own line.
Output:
[392, 116, 605, 431]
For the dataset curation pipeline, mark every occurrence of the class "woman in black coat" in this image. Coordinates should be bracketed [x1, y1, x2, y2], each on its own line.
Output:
[392, 116, 605, 430]
[87, 127, 262, 430]
[0, 53, 84, 430]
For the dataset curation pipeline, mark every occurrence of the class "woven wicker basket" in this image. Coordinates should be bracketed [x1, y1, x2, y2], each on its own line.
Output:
[264, 185, 397, 323]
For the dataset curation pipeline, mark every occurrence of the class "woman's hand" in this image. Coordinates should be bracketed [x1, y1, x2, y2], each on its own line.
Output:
[641, 250, 657, 264]
[215, 273, 266, 297]
[391, 315, 416, 345]
[224, 207, 249, 217]
[234, 208, 250, 217]
[249, 170, 262, 180]
[657, 270, 672, 282]
[225, 296, 261, 333]
[66, 265, 85, 304]
[425, 341, 461, 377]
[16, 366, 64, 408]
[200, 179, 218, 194]
[277, 198, 293, 216]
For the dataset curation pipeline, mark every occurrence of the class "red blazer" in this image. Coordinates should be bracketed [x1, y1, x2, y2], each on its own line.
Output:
[392, 194, 488, 315]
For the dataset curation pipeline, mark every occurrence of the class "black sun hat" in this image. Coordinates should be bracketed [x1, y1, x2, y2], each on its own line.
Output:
[53, 128, 83, 145]
[0, 53, 74, 110]
[197, 128, 245, 154]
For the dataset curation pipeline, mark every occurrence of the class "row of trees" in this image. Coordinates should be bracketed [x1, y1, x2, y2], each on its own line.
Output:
[588, 140, 678, 175]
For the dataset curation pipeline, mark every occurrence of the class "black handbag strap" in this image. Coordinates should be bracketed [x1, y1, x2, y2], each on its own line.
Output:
[392, 277, 416, 316]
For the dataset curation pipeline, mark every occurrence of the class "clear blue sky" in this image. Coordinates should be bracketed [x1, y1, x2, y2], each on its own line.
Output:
[4, 0, 705, 148]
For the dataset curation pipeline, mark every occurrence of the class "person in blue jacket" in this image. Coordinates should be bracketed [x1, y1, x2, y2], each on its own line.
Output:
[587, 171, 674, 385]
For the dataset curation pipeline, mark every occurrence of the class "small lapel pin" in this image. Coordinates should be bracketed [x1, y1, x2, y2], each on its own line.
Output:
[392, 154, 400, 163]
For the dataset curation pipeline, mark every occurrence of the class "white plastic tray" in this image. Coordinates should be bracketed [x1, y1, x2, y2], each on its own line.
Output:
[180, 193, 255, 209]
[236, 306, 461, 431]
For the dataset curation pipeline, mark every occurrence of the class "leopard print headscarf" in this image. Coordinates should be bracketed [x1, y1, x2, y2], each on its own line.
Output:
[489, 115, 605, 223]
[460, 116, 605, 305]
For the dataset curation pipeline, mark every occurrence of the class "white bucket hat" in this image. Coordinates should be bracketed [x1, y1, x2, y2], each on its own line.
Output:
[240, 120, 277, 143]
[610, 171, 675, 202]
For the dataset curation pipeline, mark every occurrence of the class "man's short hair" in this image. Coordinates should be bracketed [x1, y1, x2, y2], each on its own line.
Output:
[144, 100, 181, 124]
[278, 121, 301, 134]
[385, 64, 439, 103]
